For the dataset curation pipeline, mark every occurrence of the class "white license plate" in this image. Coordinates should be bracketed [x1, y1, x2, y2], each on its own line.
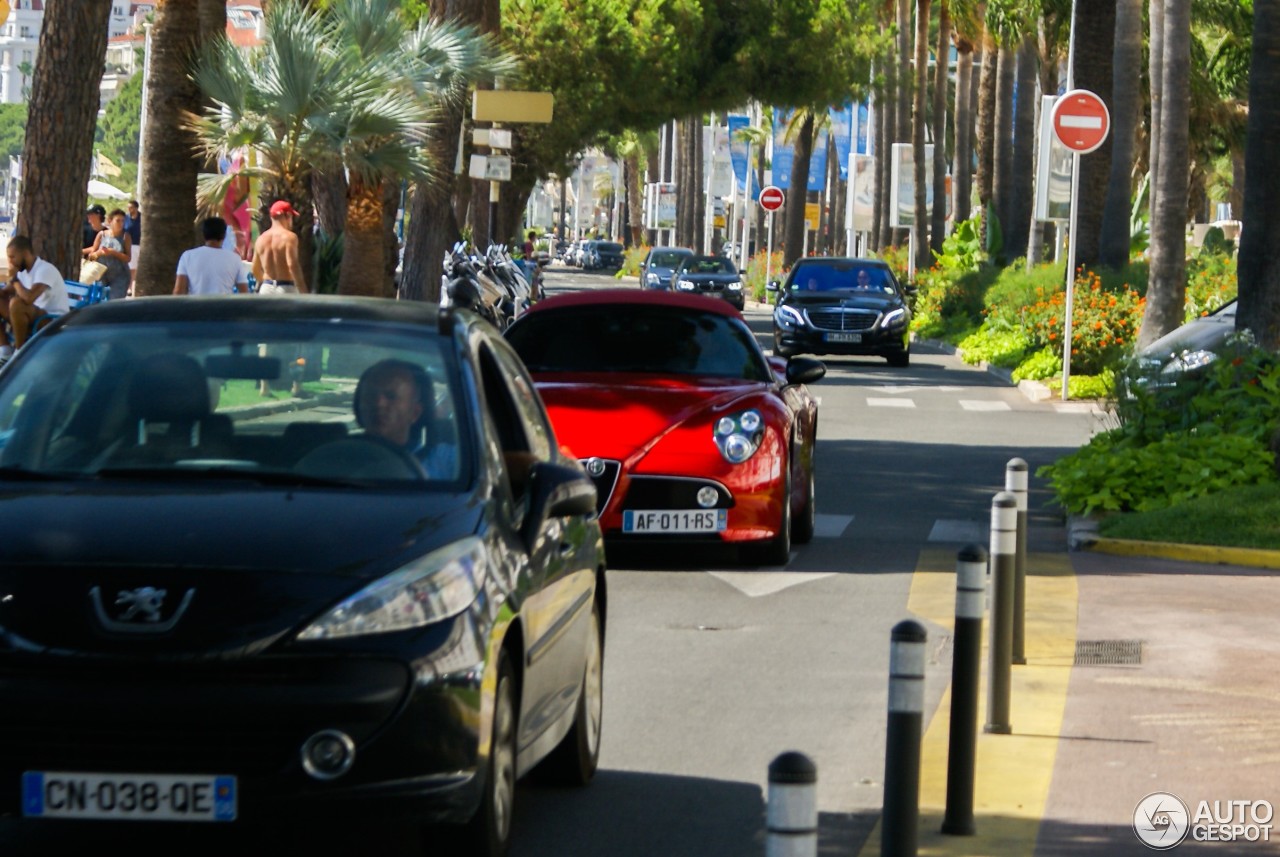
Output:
[22, 771, 237, 822]
[622, 509, 727, 533]
[825, 332, 862, 343]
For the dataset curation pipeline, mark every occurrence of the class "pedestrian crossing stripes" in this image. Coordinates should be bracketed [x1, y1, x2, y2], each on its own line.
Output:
[959, 400, 1013, 412]
[866, 397, 917, 408]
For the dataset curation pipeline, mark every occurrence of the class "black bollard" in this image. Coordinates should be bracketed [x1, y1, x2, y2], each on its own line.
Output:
[942, 544, 987, 836]
[985, 492, 1017, 734]
[882, 619, 927, 857]
[766, 751, 817, 857]
[1006, 458, 1028, 665]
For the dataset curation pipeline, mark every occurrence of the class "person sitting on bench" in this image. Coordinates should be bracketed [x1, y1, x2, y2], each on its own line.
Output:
[1, 236, 70, 348]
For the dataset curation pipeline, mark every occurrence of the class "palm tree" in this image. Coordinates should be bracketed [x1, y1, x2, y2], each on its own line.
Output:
[1005, 34, 1037, 261]
[1138, 0, 1192, 349]
[1068, 0, 1115, 272]
[930, 0, 952, 255]
[190, 0, 508, 297]
[1098, 0, 1143, 269]
[781, 109, 818, 268]
[911, 0, 932, 271]
[950, 0, 984, 226]
[733, 112, 772, 253]
[1236, 0, 1280, 350]
[15, 2, 111, 278]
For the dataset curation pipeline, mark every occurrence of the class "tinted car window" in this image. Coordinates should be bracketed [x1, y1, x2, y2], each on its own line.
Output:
[683, 257, 736, 275]
[598, 242, 623, 253]
[650, 251, 690, 268]
[789, 264, 896, 294]
[0, 321, 468, 484]
[509, 306, 770, 381]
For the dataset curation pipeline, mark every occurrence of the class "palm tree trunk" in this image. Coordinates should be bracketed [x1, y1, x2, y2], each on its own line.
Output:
[15, 1, 111, 277]
[931, 1, 951, 253]
[1148, 0, 1164, 231]
[399, 99, 464, 303]
[693, 119, 705, 253]
[338, 177, 387, 297]
[1069, 0, 1116, 272]
[1138, 0, 1191, 349]
[992, 43, 1015, 255]
[381, 180, 401, 298]
[312, 170, 348, 238]
[627, 150, 644, 246]
[1098, 0, 1143, 269]
[975, 31, 997, 242]
[1006, 35, 1037, 261]
[136, 0, 203, 297]
[1236, 0, 1280, 350]
[953, 39, 974, 224]
[895, 0, 912, 247]
[783, 113, 815, 269]
[872, 71, 889, 250]
[912, 0, 932, 271]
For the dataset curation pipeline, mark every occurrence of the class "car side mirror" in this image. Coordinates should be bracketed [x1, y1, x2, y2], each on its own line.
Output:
[785, 357, 826, 386]
[903, 285, 918, 297]
[765, 280, 780, 292]
[522, 461, 598, 548]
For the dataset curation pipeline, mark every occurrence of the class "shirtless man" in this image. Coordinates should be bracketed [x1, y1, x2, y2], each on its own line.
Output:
[251, 200, 308, 295]
[252, 200, 309, 396]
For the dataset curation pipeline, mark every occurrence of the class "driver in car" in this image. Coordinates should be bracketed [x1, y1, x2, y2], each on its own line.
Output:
[356, 359, 456, 478]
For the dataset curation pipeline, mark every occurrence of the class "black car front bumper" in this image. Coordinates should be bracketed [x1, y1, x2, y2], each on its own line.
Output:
[774, 320, 908, 357]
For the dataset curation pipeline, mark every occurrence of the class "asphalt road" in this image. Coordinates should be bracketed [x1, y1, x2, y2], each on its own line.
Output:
[0, 266, 1105, 856]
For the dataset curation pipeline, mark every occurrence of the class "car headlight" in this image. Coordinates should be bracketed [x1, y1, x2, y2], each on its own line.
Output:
[882, 307, 907, 327]
[1162, 349, 1217, 374]
[676, 279, 696, 291]
[713, 409, 764, 464]
[726, 280, 743, 291]
[774, 305, 805, 330]
[296, 538, 487, 640]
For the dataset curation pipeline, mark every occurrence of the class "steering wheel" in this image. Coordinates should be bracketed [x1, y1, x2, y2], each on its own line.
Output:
[294, 435, 426, 481]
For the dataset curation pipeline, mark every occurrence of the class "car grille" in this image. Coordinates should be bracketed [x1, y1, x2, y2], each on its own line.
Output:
[694, 282, 725, 292]
[806, 308, 878, 331]
[621, 476, 733, 509]
[579, 458, 621, 513]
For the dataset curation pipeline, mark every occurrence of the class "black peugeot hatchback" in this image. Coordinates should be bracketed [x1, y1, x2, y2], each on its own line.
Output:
[769, 257, 914, 366]
[0, 296, 605, 855]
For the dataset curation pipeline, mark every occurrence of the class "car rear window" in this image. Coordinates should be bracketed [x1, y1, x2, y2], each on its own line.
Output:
[598, 243, 623, 253]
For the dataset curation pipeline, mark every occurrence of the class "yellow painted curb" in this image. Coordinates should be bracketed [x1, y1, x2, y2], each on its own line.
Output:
[1089, 537, 1280, 571]
[858, 549, 1077, 857]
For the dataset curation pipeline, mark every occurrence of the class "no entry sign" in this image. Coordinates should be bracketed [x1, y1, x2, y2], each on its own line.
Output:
[759, 185, 785, 212]
[1051, 90, 1110, 154]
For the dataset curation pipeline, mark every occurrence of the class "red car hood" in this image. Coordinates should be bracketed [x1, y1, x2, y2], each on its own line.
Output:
[533, 373, 766, 461]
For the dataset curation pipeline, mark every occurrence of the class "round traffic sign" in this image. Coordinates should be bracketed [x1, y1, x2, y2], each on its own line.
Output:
[759, 185, 785, 212]
[1051, 89, 1110, 154]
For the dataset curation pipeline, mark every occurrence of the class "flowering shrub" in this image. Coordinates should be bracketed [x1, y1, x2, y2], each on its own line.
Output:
[958, 324, 1033, 368]
[743, 250, 788, 302]
[1019, 268, 1145, 376]
[1183, 254, 1237, 320]
[618, 244, 651, 278]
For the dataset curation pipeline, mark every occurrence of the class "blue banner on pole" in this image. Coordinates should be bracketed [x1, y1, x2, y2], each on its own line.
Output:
[727, 114, 751, 195]
[772, 108, 794, 191]
[856, 103, 870, 155]
[807, 127, 828, 192]
[829, 105, 853, 181]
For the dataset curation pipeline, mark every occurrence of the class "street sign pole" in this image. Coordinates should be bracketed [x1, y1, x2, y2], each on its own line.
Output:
[759, 185, 784, 286]
[766, 211, 774, 286]
[1062, 150, 1081, 400]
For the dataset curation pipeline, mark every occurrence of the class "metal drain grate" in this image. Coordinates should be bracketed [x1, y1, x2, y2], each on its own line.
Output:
[1074, 639, 1143, 666]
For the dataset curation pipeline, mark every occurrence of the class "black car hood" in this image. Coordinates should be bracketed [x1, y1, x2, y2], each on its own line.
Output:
[680, 272, 741, 284]
[782, 290, 902, 310]
[1138, 303, 1237, 362]
[0, 483, 483, 657]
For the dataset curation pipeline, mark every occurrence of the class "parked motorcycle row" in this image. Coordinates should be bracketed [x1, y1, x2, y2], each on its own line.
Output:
[441, 242, 544, 329]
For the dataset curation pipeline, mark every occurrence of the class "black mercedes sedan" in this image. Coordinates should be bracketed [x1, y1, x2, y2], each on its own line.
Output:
[769, 257, 913, 366]
[673, 255, 746, 310]
[0, 296, 605, 856]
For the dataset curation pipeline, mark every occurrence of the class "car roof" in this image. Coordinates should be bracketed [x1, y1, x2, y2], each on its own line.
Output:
[58, 294, 445, 329]
[523, 288, 743, 319]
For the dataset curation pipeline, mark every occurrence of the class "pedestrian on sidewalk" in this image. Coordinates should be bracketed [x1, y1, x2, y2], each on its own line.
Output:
[252, 200, 308, 295]
[0, 235, 69, 349]
[86, 208, 132, 301]
[173, 217, 249, 296]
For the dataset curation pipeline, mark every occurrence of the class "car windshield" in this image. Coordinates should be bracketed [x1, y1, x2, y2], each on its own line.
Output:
[0, 321, 469, 485]
[790, 264, 897, 294]
[682, 257, 736, 275]
[508, 305, 770, 381]
[650, 251, 691, 268]
[598, 242, 623, 253]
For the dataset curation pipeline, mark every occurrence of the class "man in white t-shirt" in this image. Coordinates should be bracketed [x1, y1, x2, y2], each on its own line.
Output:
[1, 235, 69, 348]
[173, 217, 249, 296]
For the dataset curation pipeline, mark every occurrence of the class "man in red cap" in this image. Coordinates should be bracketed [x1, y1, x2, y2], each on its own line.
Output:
[252, 200, 308, 296]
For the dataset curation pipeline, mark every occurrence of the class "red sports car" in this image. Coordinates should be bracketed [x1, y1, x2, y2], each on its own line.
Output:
[505, 290, 824, 564]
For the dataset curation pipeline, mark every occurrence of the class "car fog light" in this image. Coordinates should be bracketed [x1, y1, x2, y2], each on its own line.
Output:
[697, 486, 719, 508]
[302, 730, 356, 781]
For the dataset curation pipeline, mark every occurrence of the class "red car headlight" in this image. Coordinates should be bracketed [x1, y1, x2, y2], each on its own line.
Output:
[714, 409, 764, 463]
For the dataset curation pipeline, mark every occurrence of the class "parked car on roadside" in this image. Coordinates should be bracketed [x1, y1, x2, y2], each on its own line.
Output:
[673, 255, 746, 310]
[586, 241, 625, 272]
[0, 295, 605, 856]
[641, 246, 694, 292]
[769, 257, 914, 366]
[1132, 298, 1239, 382]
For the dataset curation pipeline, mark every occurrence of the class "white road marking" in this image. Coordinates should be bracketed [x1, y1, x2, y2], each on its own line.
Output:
[877, 385, 963, 394]
[929, 519, 986, 543]
[708, 571, 837, 597]
[813, 513, 854, 539]
[958, 400, 1012, 411]
[1053, 402, 1106, 415]
[866, 397, 916, 408]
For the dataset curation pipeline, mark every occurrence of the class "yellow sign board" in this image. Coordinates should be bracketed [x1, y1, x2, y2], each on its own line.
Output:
[472, 91, 555, 124]
[714, 215, 725, 229]
[804, 202, 820, 230]
[0, 4, 9, 26]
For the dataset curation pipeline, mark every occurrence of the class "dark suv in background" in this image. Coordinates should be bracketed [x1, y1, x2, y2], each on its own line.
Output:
[586, 242, 625, 272]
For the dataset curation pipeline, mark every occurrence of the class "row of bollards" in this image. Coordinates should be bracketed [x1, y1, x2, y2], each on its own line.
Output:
[765, 458, 1030, 857]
